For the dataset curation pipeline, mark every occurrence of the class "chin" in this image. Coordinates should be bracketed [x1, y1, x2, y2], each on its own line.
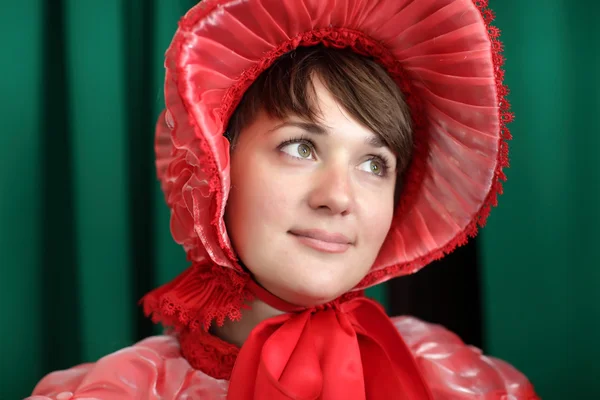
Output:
[249, 256, 370, 307]
[276, 276, 357, 307]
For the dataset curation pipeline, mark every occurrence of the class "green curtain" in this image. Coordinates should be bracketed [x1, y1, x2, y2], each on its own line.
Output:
[1, 1, 192, 398]
[481, 1, 600, 399]
[1, 1, 597, 399]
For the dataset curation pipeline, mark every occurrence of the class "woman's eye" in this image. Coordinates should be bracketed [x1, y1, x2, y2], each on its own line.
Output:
[280, 142, 315, 160]
[359, 159, 386, 176]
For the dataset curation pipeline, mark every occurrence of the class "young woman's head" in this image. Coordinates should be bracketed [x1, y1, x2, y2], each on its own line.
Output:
[224, 45, 413, 306]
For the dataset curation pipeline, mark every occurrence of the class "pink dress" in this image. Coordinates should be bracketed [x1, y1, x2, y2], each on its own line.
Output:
[29, 316, 538, 400]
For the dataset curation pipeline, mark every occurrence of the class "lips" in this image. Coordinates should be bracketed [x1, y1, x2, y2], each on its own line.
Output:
[288, 229, 353, 254]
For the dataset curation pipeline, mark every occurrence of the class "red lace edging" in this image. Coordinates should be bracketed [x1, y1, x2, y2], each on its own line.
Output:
[175, 286, 366, 380]
[141, 263, 254, 332]
[178, 327, 240, 380]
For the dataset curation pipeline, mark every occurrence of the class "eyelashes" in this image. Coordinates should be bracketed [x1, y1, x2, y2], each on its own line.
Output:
[278, 135, 316, 160]
[277, 135, 392, 177]
[365, 154, 391, 178]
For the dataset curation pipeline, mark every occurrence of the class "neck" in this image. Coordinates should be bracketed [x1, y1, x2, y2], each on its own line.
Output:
[211, 297, 285, 347]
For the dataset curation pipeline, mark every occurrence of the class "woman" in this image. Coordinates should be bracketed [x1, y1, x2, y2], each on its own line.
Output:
[29, 0, 538, 398]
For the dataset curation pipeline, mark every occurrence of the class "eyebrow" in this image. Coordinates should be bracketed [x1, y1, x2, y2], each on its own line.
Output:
[270, 120, 389, 149]
[269, 121, 328, 135]
[365, 135, 386, 148]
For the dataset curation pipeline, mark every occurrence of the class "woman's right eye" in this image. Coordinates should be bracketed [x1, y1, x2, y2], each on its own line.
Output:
[280, 142, 316, 160]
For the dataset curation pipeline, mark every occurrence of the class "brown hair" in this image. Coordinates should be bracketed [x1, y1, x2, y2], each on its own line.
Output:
[226, 44, 414, 183]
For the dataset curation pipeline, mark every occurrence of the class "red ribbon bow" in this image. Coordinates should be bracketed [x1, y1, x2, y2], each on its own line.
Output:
[227, 283, 433, 399]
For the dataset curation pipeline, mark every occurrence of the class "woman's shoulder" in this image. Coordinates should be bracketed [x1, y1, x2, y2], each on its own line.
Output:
[27, 335, 228, 400]
[391, 315, 539, 399]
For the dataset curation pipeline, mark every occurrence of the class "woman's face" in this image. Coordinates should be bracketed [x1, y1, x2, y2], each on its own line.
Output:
[225, 78, 397, 306]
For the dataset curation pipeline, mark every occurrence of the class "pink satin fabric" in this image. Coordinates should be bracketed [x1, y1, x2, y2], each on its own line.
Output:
[28, 318, 538, 400]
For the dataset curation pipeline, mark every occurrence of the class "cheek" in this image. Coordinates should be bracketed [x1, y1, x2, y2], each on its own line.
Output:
[360, 190, 395, 249]
[242, 168, 293, 222]
[227, 159, 295, 253]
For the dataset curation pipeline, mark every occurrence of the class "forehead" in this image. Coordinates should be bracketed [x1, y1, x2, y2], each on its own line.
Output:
[287, 78, 388, 146]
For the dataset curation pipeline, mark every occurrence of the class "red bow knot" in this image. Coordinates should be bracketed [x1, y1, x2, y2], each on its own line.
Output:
[227, 297, 432, 400]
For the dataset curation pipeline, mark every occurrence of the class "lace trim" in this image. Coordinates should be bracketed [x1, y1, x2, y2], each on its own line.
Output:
[176, 288, 365, 380]
[179, 328, 240, 380]
[141, 262, 253, 332]
[142, 258, 367, 380]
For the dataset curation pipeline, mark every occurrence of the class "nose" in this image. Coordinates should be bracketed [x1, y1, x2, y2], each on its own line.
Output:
[307, 163, 354, 216]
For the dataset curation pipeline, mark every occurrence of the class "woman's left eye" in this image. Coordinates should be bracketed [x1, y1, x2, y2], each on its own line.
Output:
[280, 142, 316, 160]
[358, 158, 387, 176]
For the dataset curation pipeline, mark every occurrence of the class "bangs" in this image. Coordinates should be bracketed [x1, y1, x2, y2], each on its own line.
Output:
[227, 45, 413, 175]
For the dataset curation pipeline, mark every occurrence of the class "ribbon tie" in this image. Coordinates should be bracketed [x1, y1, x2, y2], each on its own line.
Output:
[227, 282, 433, 399]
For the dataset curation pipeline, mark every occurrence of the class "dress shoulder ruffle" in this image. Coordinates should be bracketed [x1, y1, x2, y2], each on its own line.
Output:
[28, 317, 538, 399]
[27, 336, 228, 400]
[392, 316, 539, 399]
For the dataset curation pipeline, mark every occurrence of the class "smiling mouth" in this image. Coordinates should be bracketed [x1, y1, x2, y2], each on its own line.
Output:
[288, 229, 352, 254]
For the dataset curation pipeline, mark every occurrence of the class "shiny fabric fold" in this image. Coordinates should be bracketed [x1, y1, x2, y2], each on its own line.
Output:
[227, 297, 434, 400]
[29, 319, 539, 399]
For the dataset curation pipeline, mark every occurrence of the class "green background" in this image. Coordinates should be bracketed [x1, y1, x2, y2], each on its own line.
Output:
[1, 1, 598, 398]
